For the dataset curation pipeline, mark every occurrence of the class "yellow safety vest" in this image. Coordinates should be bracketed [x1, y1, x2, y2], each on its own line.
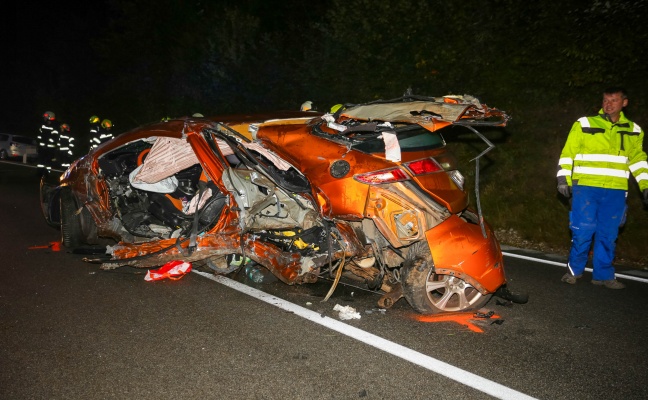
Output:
[557, 110, 648, 191]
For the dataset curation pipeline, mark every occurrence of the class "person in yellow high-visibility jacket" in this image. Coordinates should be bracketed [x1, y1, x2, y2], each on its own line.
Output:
[557, 87, 648, 289]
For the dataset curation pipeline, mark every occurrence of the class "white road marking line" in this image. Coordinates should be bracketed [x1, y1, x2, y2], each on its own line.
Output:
[193, 270, 537, 400]
[502, 251, 648, 284]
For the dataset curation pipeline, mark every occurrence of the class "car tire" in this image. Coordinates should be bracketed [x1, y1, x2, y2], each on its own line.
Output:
[60, 188, 83, 248]
[79, 205, 100, 245]
[0, 149, 7, 159]
[40, 174, 60, 227]
[402, 241, 491, 314]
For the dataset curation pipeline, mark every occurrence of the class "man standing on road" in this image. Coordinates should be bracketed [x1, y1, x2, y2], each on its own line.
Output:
[557, 87, 648, 289]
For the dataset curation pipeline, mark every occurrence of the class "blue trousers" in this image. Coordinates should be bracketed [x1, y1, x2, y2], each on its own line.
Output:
[568, 185, 626, 281]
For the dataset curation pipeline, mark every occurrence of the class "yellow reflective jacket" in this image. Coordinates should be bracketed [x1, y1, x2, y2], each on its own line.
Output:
[557, 110, 648, 191]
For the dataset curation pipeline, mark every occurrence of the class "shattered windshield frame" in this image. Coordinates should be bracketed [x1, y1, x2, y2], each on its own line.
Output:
[202, 122, 312, 194]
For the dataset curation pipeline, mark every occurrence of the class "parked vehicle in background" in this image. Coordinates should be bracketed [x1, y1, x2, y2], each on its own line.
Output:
[40, 95, 526, 314]
[0, 133, 38, 162]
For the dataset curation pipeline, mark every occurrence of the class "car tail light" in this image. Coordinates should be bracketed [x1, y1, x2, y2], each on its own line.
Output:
[354, 167, 409, 184]
[405, 157, 465, 190]
[405, 158, 444, 175]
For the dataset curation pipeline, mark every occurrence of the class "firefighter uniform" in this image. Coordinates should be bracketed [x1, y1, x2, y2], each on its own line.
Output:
[89, 115, 101, 150]
[557, 110, 648, 282]
[37, 111, 58, 170]
[58, 123, 74, 168]
[99, 119, 114, 144]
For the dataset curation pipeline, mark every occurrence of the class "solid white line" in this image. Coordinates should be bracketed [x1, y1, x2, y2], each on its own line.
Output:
[193, 270, 537, 400]
[502, 252, 567, 267]
[502, 251, 648, 284]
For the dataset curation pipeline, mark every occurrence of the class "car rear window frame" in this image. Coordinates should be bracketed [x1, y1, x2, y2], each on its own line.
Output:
[311, 121, 446, 155]
[353, 125, 446, 154]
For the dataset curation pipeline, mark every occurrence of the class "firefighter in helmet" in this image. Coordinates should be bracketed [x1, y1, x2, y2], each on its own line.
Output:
[89, 115, 101, 150]
[37, 111, 58, 170]
[99, 119, 114, 144]
[58, 123, 74, 168]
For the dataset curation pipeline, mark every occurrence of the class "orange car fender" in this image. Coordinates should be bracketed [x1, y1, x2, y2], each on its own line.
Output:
[424, 215, 506, 293]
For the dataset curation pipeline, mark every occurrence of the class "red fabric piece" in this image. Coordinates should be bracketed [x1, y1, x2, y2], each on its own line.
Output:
[145, 260, 192, 281]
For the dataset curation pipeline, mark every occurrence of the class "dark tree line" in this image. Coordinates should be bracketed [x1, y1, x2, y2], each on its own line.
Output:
[99, 0, 648, 130]
[11, 0, 648, 135]
[6, 0, 647, 260]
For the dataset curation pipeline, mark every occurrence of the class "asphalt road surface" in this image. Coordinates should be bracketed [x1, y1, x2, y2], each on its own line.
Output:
[1, 161, 647, 400]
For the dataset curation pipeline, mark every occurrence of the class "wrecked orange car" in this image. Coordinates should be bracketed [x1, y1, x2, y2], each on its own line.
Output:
[40, 94, 525, 314]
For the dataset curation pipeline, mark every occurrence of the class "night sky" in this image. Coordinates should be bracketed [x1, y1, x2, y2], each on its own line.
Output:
[5, 1, 112, 139]
[4, 0, 328, 145]
[5, 1, 648, 144]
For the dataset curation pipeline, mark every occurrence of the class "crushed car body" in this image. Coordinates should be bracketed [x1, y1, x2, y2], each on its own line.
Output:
[41, 95, 520, 314]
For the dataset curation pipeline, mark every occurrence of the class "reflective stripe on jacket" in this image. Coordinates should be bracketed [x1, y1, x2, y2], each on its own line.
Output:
[557, 110, 648, 191]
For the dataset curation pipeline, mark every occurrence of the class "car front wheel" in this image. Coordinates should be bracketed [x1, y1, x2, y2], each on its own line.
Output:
[60, 189, 83, 248]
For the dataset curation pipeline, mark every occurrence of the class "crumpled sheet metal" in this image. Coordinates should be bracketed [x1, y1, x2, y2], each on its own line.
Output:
[341, 100, 475, 124]
[102, 232, 305, 284]
[102, 221, 366, 285]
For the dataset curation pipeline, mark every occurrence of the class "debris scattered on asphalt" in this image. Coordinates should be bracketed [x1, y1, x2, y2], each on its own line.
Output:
[144, 260, 192, 281]
[333, 304, 361, 320]
[496, 299, 513, 307]
[473, 310, 495, 319]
